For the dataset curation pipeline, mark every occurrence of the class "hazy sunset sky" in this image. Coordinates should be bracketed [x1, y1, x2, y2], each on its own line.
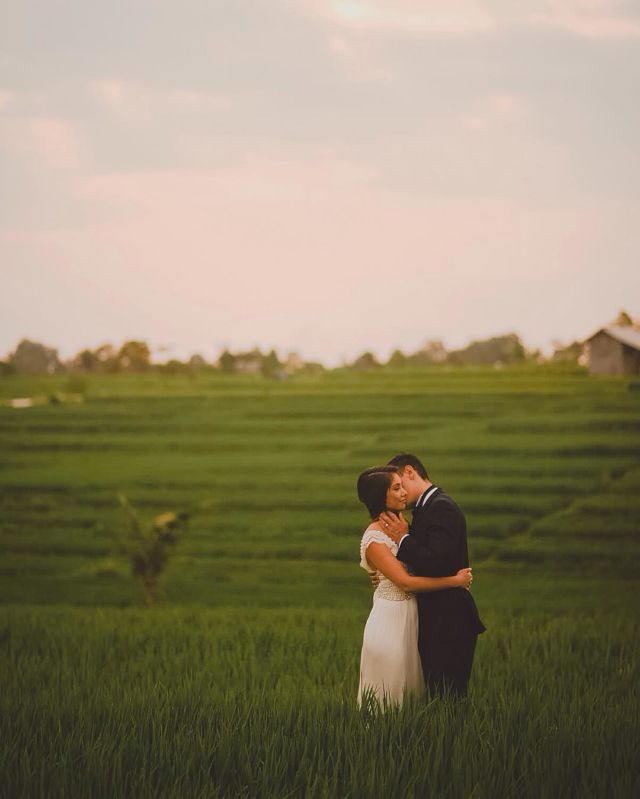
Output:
[1, 1, 639, 364]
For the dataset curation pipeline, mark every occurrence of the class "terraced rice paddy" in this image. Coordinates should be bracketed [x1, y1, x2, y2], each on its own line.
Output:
[1, 366, 639, 797]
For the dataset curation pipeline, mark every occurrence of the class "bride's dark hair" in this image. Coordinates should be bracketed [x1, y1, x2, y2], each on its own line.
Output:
[357, 466, 400, 519]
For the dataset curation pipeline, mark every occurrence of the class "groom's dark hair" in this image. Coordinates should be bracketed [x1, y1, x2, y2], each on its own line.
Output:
[387, 453, 429, 480]
[357, 466, 399, 518]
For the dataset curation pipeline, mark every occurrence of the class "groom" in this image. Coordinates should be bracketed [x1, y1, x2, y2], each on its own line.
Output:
[379, 453, 485, 698]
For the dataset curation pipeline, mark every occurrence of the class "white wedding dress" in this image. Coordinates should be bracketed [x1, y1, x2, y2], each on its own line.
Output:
[357, 529, 425, 707]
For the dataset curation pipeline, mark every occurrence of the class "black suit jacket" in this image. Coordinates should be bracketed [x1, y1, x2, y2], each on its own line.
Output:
[396, 488, 486, 643]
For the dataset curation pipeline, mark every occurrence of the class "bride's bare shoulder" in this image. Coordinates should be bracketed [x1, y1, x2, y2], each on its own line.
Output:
[363, 522, 382, 534]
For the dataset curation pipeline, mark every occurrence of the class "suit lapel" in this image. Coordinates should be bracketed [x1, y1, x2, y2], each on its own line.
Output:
[414, 486, 440, 515]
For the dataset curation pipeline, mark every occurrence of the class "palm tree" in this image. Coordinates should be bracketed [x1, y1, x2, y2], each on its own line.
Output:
[117, 495, 189, 606]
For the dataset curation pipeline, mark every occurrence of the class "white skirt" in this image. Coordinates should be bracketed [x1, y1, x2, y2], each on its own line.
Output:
[357, 594, 425, 707]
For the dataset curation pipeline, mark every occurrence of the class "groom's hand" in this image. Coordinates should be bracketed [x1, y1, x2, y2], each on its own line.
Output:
[379, 511, 409, 544]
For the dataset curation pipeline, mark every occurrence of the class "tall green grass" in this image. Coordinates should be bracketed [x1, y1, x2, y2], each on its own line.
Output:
[1, 603, 638, 798]
[1, 367, 639, 795]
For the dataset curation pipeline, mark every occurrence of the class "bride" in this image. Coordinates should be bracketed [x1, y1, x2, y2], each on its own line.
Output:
[357, 466, 472, 707]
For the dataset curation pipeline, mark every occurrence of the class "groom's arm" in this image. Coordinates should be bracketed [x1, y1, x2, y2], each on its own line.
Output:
[386, 504, 457, 576]
[396, 523, 448, 576]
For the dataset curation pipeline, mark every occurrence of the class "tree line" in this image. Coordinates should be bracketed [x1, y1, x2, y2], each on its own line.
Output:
[0, 339, 323, 378]
[0, 332, 588, 378]
[4, 310, 636, 377]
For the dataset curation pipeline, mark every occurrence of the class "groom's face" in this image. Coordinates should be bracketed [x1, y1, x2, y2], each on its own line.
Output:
[398, 466, 423, 507]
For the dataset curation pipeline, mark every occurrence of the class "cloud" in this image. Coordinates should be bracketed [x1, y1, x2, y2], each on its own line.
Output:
[546, 16, 640, 38]
[529, 0, 640, 39]
[305, 0, 640, 39]
[91, 79, 229, 117]
[462, 92, 527, 132]
[0, 91, 14, 111]
[1, 115, 88, 170]
[309, 0, 495, 34]
[327, 33, 393, 83]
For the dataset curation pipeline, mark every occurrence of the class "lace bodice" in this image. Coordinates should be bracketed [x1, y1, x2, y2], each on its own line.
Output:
[360, 529, 413, 601]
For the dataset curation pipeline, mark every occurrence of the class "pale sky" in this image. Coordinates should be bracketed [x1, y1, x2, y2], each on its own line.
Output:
[1, 1, 639, 365]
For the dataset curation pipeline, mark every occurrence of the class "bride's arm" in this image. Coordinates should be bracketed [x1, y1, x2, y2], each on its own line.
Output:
[365, 543, 471, 592]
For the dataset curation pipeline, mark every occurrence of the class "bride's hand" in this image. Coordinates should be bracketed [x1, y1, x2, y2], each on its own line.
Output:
[456, 567, 473, 590]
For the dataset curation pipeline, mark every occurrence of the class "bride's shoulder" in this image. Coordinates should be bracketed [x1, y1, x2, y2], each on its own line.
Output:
[359, 527, 396, 571]
[360, 526, 394, 547]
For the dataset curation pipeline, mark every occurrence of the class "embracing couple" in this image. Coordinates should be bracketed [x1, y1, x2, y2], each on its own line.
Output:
[357, 453, 486, 706]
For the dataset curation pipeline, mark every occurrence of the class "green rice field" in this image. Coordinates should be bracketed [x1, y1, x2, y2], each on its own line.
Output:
[1, 366, 639, 797]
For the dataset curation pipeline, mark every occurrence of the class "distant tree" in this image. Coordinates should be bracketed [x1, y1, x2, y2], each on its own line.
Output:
[95, 344, 117, 372]
[218, 349, 237, 373]
[261, 349, 282, 379]
[351, 351, 380, 370]
[116, 340, 151, 372]
[298, 360, 325, 375]
[159, 359, 188, 375]
[188, 353, 208, 370]
[551, 340, 584, 364]
[448, 334, 526, 365]
[117, 495, 189, 607]
[409, 339, 448, 365]
[387, 349, 407, 368]
[71, 348, 100, 372]
[527, 348, 545, 364]
[10, 339, 63, 375]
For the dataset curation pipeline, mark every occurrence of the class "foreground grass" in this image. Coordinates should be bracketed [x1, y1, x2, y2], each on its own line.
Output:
[2, 597, 639, 799]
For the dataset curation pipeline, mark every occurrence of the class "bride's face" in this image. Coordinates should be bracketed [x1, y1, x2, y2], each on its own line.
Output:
[385, 473, 408, 510]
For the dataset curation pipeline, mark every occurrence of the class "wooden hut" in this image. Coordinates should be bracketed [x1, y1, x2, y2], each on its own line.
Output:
[585, 326, 640, 375]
